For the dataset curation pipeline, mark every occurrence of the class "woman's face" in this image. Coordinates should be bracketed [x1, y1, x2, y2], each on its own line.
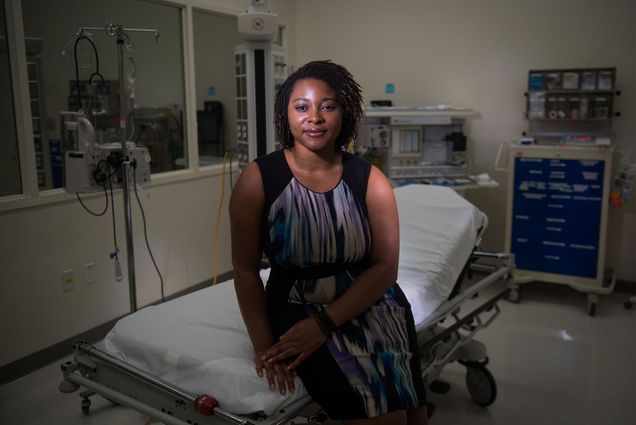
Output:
[287, 78, 343, 153]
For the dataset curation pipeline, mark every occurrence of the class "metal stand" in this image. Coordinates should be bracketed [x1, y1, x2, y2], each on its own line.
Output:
[78, 24, 159, 312]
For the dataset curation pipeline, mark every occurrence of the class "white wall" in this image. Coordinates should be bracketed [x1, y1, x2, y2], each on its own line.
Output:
[293, 0, 636, 281]
[0, 171, 234, 367]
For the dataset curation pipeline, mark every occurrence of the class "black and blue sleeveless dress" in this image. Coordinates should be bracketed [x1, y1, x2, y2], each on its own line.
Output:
[254, 149, 425, 420]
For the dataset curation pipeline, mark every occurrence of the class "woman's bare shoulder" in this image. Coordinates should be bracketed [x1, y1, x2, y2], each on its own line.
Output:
[230, 162, 264, 210]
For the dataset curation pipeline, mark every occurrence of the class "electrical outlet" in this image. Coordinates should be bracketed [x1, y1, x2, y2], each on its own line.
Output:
[62, 269, 74, 292]
[84, 263, 96, 284]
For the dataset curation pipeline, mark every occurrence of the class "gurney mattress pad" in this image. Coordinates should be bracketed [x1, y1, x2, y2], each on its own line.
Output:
[103, 185, 486, 415]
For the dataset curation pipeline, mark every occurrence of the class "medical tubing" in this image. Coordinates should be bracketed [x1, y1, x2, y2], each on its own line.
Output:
[211, 151, 229, 285]
[73, 35, 102, 111]
[229, 150, 234, 189]
[133, 169, 165, 302]
[227, 147, 238, 190]
[75, 185, 109, 216]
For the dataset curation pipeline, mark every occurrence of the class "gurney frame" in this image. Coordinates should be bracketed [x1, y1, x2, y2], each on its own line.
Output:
[417, 250, 515, 407]
[59, 251, 514, 424]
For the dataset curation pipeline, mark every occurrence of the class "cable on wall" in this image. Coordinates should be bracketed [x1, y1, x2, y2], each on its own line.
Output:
[133, 166, 165, 302]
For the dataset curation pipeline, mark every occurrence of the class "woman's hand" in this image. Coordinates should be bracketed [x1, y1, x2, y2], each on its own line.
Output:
[254, 349, 296, 395]
[262, 317, 327, 371]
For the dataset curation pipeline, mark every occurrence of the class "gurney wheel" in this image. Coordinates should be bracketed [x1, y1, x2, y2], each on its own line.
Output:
[465, 365, 497, 407]
[625, 300, 633, 310]
[81, 398, 91, 415]
[507, 288, 521, 303]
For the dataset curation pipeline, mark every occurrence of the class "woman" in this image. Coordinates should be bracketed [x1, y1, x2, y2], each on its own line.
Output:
[230, 60, 427, 424]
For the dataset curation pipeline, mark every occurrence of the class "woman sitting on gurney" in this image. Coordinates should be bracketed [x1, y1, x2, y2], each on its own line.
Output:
[230, 60, 428, 425]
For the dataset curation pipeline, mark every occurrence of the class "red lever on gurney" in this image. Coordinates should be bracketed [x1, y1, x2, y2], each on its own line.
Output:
[194, 394, 218, 415]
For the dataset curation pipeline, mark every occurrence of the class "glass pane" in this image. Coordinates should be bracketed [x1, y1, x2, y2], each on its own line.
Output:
[21, 0, 186, 186]
[0, 0, 22, 197]
[193, 10, 243, 166]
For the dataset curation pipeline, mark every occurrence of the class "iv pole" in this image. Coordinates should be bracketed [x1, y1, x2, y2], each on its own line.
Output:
[77, 24, 159, 313]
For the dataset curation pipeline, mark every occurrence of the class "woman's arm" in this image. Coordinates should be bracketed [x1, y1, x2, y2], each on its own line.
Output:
[263, 165, 399, 369]
[229, 162, 295, 394]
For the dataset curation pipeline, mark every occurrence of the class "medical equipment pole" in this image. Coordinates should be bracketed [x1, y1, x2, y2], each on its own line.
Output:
[115, 26, 137, 313]
[72, 24, 159, 312]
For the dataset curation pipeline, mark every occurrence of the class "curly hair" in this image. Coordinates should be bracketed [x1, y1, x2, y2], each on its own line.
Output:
[274, 60, 363, 150]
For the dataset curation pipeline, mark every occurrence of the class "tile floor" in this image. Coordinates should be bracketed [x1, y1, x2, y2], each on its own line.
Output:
[1, 280, 634, 425]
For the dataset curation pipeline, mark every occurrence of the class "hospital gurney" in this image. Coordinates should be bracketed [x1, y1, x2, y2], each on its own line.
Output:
[59, 184, 514, 424]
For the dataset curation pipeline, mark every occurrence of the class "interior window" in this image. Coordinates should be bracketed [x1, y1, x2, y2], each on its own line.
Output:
[21, 0, 187, 189]
[192, 10, 243, 166]
[0, 0, 22, 196]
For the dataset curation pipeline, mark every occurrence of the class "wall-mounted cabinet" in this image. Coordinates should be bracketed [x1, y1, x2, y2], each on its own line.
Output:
[526, 68, 619, 122]
[524, 68, 620, 143]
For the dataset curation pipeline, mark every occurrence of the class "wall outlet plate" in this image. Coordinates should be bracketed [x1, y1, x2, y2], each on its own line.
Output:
[84, 263, 96, 284]
[62, 269, 74, 292]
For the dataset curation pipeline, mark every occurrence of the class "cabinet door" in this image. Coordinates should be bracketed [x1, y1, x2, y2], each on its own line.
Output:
[511, 157, 604, 278]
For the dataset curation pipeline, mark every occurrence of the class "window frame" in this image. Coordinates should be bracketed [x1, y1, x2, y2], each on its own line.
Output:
[0, 0, 242, 212]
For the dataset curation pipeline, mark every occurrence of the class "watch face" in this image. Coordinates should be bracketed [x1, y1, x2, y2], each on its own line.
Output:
[252, 17, 264, 31]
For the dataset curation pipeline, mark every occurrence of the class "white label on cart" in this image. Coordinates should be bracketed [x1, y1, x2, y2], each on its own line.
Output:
[570, 244, 595, 250]
[546, 217, 566, 223]
[582, 172, 599, 181]
[543, 241, 566, 247]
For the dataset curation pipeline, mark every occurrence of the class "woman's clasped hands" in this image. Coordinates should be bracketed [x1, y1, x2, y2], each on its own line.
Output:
[257, 316, 327, 394]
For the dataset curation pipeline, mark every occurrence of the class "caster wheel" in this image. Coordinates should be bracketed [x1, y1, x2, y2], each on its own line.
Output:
[81, 398, 91, 416]
[426, 402, 436, 418]
[465, 365, 497, 406]
[429, 379, 451, 394]
[588, 302, 596, 317]
[625, 301, 632, 310]
[507, 288, 521, 304]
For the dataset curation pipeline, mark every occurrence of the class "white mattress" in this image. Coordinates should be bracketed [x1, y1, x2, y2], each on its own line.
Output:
[394, 185, 487, 329]
[102, 184, 486, 416]
[102, 268, 304, 416]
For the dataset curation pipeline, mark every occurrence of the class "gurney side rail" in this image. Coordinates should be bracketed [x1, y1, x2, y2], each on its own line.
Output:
[416, 253, 513, 379]
[61, 341, 313, 425]
[64, 372, 195, 425]
[420, 286, 510, 353]
[82, 342, 197, 403]
[418, 265, 510, 331]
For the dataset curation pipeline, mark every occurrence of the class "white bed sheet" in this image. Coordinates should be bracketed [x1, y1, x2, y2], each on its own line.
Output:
[102, 184, 486, 416]
[394, 185, 487, 329]
[102, 268, 306, 416]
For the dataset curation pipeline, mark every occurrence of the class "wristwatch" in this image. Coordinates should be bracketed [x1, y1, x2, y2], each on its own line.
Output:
[312, 310, 337, 336]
